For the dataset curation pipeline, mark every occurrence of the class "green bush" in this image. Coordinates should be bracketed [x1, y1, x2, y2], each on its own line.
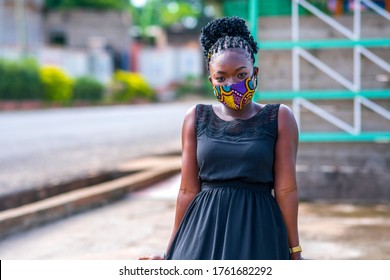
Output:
[0, 58, 42, 100]
[73, 76, 105, 102]
[110, 70, 155, 102]
[40, 66, 73, 104]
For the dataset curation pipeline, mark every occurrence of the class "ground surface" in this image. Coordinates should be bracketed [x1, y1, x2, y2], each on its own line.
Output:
[0, 174, 388, 260]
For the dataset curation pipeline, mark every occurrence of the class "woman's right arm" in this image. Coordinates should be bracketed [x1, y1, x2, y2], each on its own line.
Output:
[165, 105, 201, 253]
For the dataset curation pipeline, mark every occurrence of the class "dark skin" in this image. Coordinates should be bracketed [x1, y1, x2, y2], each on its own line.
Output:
[139, 49, 302, 260]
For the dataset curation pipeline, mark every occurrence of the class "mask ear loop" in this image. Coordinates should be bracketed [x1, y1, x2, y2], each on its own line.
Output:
[251, 74, 258, 90]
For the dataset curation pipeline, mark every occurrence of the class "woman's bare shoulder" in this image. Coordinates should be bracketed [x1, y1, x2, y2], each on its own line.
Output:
[185, 104, 197, 118]
[277, 104, 298, 137]
[183, 103, 211, 123]
[278, 104, 296, 124]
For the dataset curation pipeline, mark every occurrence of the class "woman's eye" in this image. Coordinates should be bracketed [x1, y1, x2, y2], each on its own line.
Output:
[216, 77, 225, 82]
[237, 73, 247, 79]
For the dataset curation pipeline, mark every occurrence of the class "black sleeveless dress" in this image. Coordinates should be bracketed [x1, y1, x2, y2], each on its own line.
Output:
[165, 104, 290, 260]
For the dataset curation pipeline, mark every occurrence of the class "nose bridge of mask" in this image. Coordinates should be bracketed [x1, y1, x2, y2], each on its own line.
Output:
[225, 78, 245, 88]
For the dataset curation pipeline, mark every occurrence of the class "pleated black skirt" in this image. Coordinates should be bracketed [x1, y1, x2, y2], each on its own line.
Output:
[165, 182, 290, 260]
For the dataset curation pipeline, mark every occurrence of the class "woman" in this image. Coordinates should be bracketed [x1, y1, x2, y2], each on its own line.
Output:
[140, 16, 302, 260]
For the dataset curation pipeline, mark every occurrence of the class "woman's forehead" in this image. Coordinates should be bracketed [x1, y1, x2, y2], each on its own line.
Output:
[210, 49, 253, 71]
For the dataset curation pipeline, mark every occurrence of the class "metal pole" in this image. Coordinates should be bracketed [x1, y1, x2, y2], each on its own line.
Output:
[292, 0, 299, 41]
[249, 0, 258, 64]
[292, 0, 300, 91]
[249, 0, 258, 43]
[354, 0, 361, 40]
[292, 48, 300, 91]
[249, 0, 259, 98]
[353, 1, 361, 93]
[248, 0, 260, 100]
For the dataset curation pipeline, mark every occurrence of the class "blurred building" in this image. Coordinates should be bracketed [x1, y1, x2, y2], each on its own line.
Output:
[0, 0, 201, 95]
[0, 0, 45, 56]
[133, 25, 203, 101]
[44, 9, 131, 71]
[0, 0, 132, 83]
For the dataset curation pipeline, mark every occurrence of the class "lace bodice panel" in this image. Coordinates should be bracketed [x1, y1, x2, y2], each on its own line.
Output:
[195, 104, 281, 185]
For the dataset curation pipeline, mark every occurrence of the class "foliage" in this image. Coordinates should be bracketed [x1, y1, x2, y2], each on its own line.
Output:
[73, 76, 105, 101]
[0, 58, 42, 100]
[39, 66, 73, 104]
[160, 2, 201, 27]
[129, 0, 203, 43]
[45, 0, 128, 10]
[0, 59, 159, 105]
[110, 70, 155, 102]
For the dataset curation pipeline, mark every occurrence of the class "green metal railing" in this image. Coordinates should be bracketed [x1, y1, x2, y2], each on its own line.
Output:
[248, 0, 390, 143]
[259, 38, 390, 50]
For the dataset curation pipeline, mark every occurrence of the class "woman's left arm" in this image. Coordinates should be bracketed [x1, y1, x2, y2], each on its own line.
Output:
[273, 104, 302, 260]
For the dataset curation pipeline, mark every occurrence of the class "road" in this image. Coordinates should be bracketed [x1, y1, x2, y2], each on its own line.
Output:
[0, 101, 201, 197]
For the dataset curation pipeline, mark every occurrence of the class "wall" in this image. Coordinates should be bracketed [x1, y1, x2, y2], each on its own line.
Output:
[44, 9, 131, 52]
[296, 142, 390, 203]
[0, 0, 44, 52]
[138, 46, 203, 101]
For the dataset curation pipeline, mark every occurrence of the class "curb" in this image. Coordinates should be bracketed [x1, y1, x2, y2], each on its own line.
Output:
[0, 171, 136, 211]
[0, 155, 182, 239]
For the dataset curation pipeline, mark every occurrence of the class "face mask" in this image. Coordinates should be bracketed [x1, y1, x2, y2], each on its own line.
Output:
[212, 76, 256, 110]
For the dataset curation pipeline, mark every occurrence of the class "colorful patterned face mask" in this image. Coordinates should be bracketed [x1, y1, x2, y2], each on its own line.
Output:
[212, 77, 256, 110]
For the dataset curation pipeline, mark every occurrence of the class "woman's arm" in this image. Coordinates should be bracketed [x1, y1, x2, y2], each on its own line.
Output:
[273, 104, 302, 260]
[165, 105, 201, 253]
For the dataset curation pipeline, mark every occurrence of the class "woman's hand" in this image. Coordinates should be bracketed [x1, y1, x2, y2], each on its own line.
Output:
[290, 252, 304, 260]
[137, 254, 165, 260]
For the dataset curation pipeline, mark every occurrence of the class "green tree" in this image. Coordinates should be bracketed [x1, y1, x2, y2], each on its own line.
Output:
[128, 0, 205, 43]
[160, 1, 201, 27]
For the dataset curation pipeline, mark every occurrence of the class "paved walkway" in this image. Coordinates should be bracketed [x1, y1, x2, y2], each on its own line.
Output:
[0, 173, 389, 260]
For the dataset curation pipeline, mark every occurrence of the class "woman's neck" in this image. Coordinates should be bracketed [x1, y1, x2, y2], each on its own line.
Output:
[220, 101, 260, 120]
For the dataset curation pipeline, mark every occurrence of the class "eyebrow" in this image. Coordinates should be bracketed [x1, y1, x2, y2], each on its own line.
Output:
[215, 66, 248, 74]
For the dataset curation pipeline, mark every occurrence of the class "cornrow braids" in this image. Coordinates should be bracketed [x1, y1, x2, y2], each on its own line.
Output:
[200, 16, 259, 68]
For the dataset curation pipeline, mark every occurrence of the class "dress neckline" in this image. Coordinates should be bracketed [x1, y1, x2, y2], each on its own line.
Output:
[209, 104, 267, 123]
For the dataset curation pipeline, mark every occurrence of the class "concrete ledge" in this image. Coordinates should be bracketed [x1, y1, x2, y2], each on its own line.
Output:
[0, 171, 138, 211]
[0, 156, 181, 239]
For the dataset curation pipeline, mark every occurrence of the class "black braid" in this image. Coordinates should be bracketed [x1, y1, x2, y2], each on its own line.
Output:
[200, 16, 259, 68]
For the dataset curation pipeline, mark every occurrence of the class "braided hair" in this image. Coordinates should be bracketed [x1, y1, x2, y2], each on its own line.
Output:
[200, 16, 259, 68]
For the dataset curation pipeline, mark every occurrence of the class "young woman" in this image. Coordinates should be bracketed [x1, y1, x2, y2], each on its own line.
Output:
[140, 16, 302, 260]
